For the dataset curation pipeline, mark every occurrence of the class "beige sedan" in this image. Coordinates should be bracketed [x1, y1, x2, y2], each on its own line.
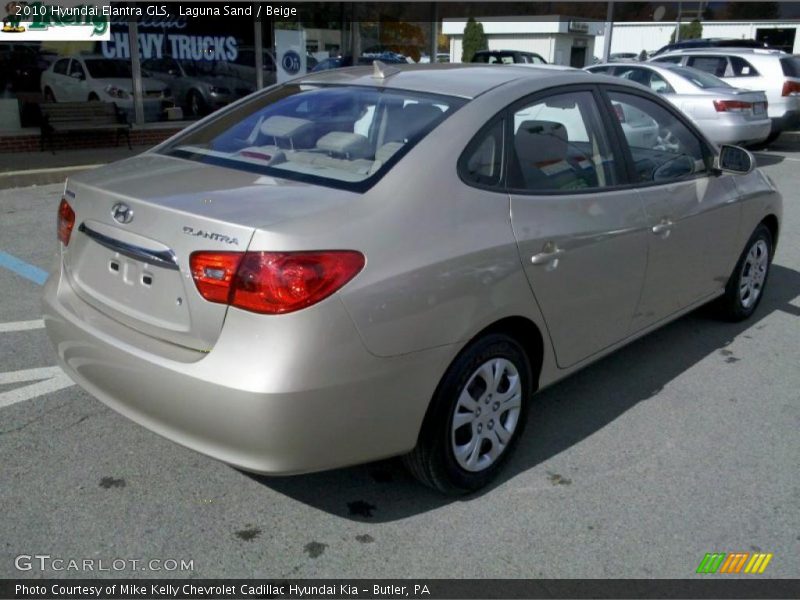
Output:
[44, 64, 782, 494]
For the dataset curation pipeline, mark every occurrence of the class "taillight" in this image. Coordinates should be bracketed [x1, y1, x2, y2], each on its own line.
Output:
[190, 250, 365, 314]
[782, 80, 800, 96]
[189, 252, 243, 304]
[57, 198, 75, 246]
[713, 100, 753, 112]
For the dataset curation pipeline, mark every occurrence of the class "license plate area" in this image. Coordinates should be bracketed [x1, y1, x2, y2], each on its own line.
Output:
[69, 241, 192, 334]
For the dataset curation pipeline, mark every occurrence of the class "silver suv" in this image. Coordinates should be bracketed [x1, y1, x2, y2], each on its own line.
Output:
[651, 48, 800, 144]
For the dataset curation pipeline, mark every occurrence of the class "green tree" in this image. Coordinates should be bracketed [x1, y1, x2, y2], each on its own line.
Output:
[461, 17, 487, 63]
[670, 19, 703, 43]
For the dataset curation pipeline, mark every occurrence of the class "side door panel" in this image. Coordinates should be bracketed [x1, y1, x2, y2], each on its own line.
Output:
[602, 88, 742, 331]
[506, 87, 650, 368]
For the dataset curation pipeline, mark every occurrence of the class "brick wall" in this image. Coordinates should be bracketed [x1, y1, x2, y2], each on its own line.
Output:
[0, 128, 183, 153]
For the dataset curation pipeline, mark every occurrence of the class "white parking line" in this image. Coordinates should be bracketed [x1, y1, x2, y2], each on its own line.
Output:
[0, 319, 45, 332]
[0, 366, 74, 409]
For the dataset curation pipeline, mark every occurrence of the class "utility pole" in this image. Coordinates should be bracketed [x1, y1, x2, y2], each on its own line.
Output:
[602, 0, 614, 62]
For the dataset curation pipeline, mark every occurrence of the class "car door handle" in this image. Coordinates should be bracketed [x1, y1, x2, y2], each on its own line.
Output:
[651, 220, 674, 238]
[531, 246, 565, 265]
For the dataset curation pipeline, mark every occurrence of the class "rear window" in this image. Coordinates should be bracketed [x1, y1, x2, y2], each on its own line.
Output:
[160, 84, 465, 191]
[668, 66, 730, 88]
[473, 53, 515, 64]
[781, 56, 800, 77]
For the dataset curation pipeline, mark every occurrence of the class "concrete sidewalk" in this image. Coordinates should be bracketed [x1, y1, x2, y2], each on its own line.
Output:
[0, 145, 149, 189]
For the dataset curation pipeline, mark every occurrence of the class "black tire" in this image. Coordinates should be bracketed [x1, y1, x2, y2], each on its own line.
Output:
[43, 87, 56, 103]
[404, 333, 532, 495]
[88, 92, 99, 101]
[747, 131, 781, 151]
[187, 90, 206, 117]
[711, 224, 773, 322]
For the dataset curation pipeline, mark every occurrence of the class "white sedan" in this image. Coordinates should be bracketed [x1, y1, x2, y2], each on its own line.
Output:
[41, 55, 172, 122]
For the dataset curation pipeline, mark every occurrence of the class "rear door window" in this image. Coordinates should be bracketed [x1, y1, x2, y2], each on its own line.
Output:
[508, 91, 622, 192]
[729, 56, 759, 76]
[687, 55, 729, 77]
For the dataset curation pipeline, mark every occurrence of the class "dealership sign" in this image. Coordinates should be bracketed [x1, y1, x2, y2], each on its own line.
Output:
[1, 1, 110, 40]
[101, 32, 239, 62]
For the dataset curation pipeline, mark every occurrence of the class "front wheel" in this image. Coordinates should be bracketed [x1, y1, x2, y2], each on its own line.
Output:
[404, 333, 532, 495]
[712, 224, 773, 321]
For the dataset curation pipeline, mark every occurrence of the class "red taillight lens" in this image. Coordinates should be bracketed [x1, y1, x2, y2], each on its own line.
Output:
[190, 250, 365, 314]
[713, 100, 753, 112]
[782, 80, 800, 96]
[189, 252, 243, 304]
[57, 198, 75, 246]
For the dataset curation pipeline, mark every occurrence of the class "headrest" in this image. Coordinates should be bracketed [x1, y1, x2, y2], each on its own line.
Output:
[401, 103, 443, 135]
[515, 120, 569, 166]
[260, 115, 313, 139]
[316, 131, 371, 159]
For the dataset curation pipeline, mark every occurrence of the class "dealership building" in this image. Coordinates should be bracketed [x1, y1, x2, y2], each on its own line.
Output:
[2, 2, 800, 153]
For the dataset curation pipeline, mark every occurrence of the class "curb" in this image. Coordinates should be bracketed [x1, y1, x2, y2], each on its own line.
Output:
[0, 164, 102, 190]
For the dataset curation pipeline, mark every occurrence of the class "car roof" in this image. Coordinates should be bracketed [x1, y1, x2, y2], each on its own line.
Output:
[658, 48, 785, 57]
[295, 63, 589, 99]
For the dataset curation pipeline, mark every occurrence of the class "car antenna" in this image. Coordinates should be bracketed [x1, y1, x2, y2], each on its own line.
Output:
[372, 60, 401, 80]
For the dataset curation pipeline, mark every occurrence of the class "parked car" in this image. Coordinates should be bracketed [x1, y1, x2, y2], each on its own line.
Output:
[650, 48, 800, 145]
[609, 52, 640, 62]
[228, 46, 277, 87]
[45, 65, 781, 494]
[586, 62, 771, 146]
[651, 38, 769, 58]
[41, 55, 171, 122]
[310, 53, 407, 72]
[142, 57, 255, 117]
[471, 50, 547, 64]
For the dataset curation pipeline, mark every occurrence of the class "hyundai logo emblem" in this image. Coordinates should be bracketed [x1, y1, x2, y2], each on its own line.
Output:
[111, 203, 134, 224]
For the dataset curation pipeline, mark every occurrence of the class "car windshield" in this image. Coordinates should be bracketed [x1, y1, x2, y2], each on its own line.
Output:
[668, 66, 730, 88]
[160, 84, 465, 191]
[84, 59, 133, 79]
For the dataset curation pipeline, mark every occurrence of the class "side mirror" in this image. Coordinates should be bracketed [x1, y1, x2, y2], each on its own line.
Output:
[715, 144, 755, 175]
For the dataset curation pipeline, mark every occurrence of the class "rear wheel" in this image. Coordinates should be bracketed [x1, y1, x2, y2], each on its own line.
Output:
[88, 92, 99, 101]
[711, 224, 773, 321]
[187, 90, 206, 117]
[404, 333, 532, 495]
[44, 87, 56, 103]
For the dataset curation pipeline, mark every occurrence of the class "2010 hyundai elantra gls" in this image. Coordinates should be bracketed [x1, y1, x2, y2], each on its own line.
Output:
[44, 64, 782, 494]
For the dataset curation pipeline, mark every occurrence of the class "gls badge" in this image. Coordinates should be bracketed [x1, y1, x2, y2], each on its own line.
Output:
[183, 226, 239, 245]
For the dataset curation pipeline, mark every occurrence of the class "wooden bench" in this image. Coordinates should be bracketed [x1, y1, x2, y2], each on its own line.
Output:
[40, 102, 131, 153]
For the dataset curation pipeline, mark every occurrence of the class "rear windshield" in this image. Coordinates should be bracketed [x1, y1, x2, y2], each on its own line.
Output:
[781, 56, 800, 77]
[160, 84, 465, 191]
[668, 66, 731, 88]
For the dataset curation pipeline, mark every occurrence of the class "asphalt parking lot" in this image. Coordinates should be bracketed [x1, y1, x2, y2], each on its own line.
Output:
[0, 142, 798, 580]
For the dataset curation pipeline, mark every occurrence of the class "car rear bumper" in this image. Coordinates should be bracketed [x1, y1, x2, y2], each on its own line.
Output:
[43, 266, 452, 475]
[704, 118, 772, 145]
